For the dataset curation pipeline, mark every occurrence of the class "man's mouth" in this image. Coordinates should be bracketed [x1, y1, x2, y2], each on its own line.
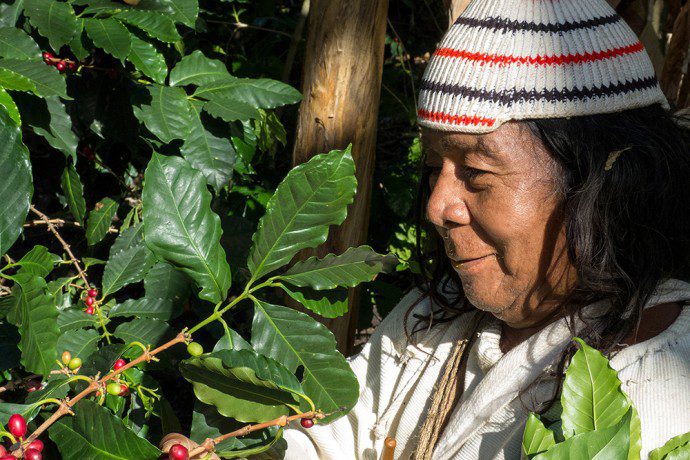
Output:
[450, 254, 495, 270]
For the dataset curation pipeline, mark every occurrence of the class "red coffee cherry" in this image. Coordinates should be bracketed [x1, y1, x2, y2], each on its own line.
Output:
[8, 413, 27, 437]
[0, 445, 6, 455]
[118, 384, 129, 397]
[168, 444, 189, 460]
[28, 440, 44, 452]
[68, 61, 77, 71]
[84, 296, 94, 307]
[113, 358, 126, 371]
[85, 306, 95, 315]
[300, 418, 314, 429]
[56, 60, 67, 72]
[88, 289, 98, 298]
[24, 448, 42, 460]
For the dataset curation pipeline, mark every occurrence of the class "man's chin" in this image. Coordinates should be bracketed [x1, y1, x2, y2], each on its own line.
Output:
[463, 285, 512, 317]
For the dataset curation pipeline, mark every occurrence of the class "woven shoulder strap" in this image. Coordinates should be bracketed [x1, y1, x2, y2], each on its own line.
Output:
[413, 311, 488, 460]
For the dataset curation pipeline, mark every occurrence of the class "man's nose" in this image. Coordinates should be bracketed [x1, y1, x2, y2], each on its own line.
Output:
[426, 170, 471, 228]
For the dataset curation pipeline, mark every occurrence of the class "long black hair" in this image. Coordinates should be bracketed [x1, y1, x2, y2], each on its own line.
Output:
[408, 102, 690, 406]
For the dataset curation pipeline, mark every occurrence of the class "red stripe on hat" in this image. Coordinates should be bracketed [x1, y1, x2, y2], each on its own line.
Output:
[417, 109, 496, 127]
[433, 41, 645, 66]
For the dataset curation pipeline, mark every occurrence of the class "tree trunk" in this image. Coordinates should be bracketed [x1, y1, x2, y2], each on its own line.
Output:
[290, 0, 389, 354]
[444, 0, 472, 26]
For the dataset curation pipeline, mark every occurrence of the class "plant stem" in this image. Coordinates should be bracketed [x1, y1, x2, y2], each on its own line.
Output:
[29, 205, 91, 288]
[187, 411, 324, 459]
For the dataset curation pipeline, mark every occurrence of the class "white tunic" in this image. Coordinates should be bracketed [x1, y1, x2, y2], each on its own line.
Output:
[282, 279, 690, 459]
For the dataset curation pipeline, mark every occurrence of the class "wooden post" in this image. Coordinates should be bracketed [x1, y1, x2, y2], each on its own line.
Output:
[290, 0, 389, 354]
[444, 0, 472, 26]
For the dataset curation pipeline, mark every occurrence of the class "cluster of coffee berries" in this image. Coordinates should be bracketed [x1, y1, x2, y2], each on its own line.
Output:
[61, 350, 82, 371]
[42, 51, 77, 73]
[84, 288, 98, 315]
[168, 444, 188, 460]
[106, 381, 129, 397]
[0, 414, 45, 459]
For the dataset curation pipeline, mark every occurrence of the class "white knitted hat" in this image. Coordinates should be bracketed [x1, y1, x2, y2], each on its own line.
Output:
[417, 0, 669, 133]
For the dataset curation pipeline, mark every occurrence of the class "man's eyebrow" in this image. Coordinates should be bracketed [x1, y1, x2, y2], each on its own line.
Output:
[440, 137, 499, 160]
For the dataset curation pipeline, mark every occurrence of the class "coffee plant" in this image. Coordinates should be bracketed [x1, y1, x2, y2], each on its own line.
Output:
[522, 338, 690, 460]
[0, 0, 399, 457]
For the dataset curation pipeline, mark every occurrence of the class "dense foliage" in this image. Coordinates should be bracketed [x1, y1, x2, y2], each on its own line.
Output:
[0, 0, 405, 457]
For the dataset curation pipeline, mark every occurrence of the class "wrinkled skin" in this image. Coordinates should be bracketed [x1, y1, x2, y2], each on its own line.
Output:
[422, 122, 577, 333]
[422, 122, 682, 349]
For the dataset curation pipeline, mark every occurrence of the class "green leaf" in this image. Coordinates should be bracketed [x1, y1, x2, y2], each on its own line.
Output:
[0, 88, 20, 125]
[114, 9, 180, 43]
[665, 443, 690, 460]
[85, 197, 118, 246]
[169, 50, 230, 86]
[0, 107, 32, 257]
[0, 66, 35, 92]
[15, 245, 59, 277]
[163, 0, 197, 27]
[57, 309, 98, 333]
[0, 27, 41, 59]
[84, 18, 132, 62]
[180, 349, 302, 423]
[102, 223, 156, 297]
[191, 402, 286, 458]
[0, 401, 42, 425]
[48, 400, 161, 460]
[650, 431, 690, 460]
[133, 85, 193, 143]
[15, 276, 60, 376]
[279, 283, 348, 318]
[60, 163, 86, 224]
[203, 96, 259, 122]
[69, 26, 92, 61]
[534, 408, 632, 460]
[14, 94, 78, 161]
[23, 0, 79, 50]
[181, 99, 235, 191]
[0, 58, 67, 98]
[127, 34, 166, 85]
[142, 153, 231, 303]
[561, 338, 631, 437]
[144, 261, 190, 305]
[109, 297, 178, 320]
[251, 300, 358, 423]
[523, 413, 556, 458]
[279, 246, 397, 290]
[56, 328, 100, 362]
[113, 318, 173, 347]
[194, 78, 302, 109]
[247, 146, 356, 281]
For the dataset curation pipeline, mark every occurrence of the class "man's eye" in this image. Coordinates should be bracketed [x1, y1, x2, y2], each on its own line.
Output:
[464, 167, 485, 180]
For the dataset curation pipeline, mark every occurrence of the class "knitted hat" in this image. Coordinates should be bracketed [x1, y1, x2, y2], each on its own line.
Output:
[417, 0, 669, 133]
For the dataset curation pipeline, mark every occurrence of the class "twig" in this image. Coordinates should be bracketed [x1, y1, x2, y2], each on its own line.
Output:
[0, 375, 40, 394]
[23, 219, 118, 234]
[187, 410, 335, 458]
[206, 19, 293, 38]
[281, 0, 310, 83]
[29, 205, 90, 289]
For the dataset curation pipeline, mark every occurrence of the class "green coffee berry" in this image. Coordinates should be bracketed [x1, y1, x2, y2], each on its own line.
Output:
[68, 357, 82, 370]
[187, 342, 203, 357]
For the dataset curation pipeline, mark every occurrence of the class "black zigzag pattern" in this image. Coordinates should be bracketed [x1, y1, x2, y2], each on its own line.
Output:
[420, 76, 660, 105]
[454, 13, 622, 34]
